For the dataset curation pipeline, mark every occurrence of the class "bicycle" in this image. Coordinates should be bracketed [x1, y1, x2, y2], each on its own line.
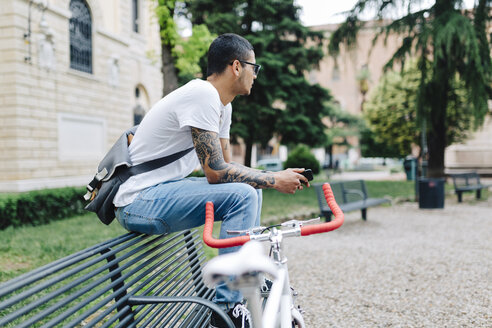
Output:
[202, 182, 344, 328]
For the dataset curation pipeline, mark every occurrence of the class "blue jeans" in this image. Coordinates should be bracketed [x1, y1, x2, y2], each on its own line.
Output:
[115, 177, 262, 308]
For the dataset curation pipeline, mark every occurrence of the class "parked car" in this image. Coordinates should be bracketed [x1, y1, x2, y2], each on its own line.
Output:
[256, 159, 283, 172]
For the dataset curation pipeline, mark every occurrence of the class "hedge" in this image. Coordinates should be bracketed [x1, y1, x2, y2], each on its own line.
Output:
[284, 145, 321, 174]
[0, 187, 87, 230]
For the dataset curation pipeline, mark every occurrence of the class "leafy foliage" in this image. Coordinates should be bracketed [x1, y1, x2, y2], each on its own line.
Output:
[329, 0, 492, 177]
[363, 62, 474, 158]
[184, 0, 333, 165]
[155, 0, 179, 48]
[323, 102, 363, 146]
[155, 1, 215, 94]
[174, 25, 216, 82]
[359, 126, 403, 158]
[283, 145, 320, 174]
[0, 187, 86, 230]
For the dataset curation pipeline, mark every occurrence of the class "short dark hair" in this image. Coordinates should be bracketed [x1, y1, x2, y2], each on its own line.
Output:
[207, 33, 254, 77]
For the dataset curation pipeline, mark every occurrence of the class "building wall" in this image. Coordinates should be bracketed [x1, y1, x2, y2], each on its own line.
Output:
[309, 22, 492, 173]
[308, 22, 403, 167]
[445, 109, 492, 174]
[0, 0, 163, 192]
[309, 22, 403, 116]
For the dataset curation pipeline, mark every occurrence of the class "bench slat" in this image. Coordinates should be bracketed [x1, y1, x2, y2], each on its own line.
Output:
[40, 234, 196, 328]
[0, 229, 214, 328]
[314, 181, 390, 221]
[450, 172, 490, 202]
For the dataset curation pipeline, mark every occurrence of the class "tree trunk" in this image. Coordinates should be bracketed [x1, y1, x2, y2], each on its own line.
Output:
[327, 144, 333, 168]
[426, 66, 448, 178]
[427, 127, 446, 178]
[161, 43, 179, 96]
[244, 139, 253, 167]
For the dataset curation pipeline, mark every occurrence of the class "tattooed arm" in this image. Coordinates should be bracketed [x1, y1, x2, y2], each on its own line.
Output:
[191, 127, 307, 193]
[220, 138, 231, 163]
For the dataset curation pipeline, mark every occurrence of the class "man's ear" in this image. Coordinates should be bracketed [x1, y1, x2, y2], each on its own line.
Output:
[231, 60, 241, 77]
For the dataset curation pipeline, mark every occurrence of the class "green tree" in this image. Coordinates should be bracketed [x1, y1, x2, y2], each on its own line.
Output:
[323, 103, 363, 168]
[363, 62, 474, 158]
[155, 1, 215, 95]
[155, 0, 179, 96]
[184, 0, 333, 166]
[359, 126, 402, 158]
[329, 0, 491, 178]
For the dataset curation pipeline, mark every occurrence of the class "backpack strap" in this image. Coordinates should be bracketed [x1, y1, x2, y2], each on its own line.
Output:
[84, 147, 194, 201]
[123, 147, 195, 178]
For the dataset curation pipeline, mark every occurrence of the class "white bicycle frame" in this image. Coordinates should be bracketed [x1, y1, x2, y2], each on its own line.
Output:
[254, 226, 305, 328]
[203, 183, 345, 328]
[205, 219, 321, 328]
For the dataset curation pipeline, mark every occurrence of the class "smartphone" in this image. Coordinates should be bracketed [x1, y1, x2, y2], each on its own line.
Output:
[300, 169, 313, 183]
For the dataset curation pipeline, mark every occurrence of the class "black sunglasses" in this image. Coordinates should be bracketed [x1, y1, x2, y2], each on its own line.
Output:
[230, 60, 261, 76]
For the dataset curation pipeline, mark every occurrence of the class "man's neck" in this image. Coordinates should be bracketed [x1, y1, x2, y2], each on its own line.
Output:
[206, 75, 235, 106]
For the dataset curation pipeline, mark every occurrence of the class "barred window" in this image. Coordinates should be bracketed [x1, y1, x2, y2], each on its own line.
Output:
[69, 0, 92, 73]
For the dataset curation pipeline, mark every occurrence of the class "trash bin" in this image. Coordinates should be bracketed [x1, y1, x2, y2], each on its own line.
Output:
[403, 156, 417, 181]
[418, 178, 445, 209]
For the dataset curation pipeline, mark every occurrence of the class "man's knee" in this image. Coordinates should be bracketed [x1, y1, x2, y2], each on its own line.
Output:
[234, 183, 258, 205]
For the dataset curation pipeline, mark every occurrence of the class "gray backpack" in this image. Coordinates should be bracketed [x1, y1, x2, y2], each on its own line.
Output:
[84, 125, 193, 225]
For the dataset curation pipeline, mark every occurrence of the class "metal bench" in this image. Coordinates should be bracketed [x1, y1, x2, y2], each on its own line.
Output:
[450, 172, 490, 202]
[0, 229, 232, 328]
[314, 180, 390, 221]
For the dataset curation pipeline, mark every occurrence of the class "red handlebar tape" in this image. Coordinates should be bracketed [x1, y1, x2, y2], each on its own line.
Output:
[203, 202, 251, 248]
[203, 183, 344, 248]
[300, 183, 344, 236]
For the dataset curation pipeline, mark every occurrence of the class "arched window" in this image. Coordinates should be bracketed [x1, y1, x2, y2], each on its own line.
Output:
[69, 0, 92, 73]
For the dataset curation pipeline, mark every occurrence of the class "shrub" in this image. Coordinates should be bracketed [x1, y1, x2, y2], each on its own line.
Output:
[284, 145, 320, 174]
[0, 187, 86, 230]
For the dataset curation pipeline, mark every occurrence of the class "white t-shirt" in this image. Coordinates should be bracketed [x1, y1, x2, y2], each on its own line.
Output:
[113, 79, 232, 207]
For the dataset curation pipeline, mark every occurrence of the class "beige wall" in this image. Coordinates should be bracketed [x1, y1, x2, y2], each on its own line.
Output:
[309, 22, 403, 116]
[0, 0, 163, 192]
[309, 22, 492, 173]
[445, 109, 492, 174]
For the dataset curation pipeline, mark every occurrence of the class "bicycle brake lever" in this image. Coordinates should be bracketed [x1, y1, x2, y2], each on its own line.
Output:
[227, 226, 266, 235]
[281, 217, 321, 228]
[226, 230, 249, 235]
[300, 217, 321, 225]
[281, 220, 298, 228]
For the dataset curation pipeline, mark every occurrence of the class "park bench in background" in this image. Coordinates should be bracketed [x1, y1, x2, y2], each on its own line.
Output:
[450, 172, 490, 203]
[0, 229, 227, 328]
[314, 180, 390, 221]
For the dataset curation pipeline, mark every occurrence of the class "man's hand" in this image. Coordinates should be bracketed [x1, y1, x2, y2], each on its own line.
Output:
[273, 168, 310, 194]
[191, 127, 309, 193]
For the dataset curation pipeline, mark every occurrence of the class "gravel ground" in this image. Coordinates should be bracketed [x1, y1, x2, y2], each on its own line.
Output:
[283, 196, 492, 327]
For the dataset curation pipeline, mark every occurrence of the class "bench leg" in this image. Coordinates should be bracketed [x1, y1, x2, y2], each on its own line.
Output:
[324, 213, 332, 222]
[361, 209, 367, 221]
[457, 192, 463, 203]
[476, 189, 481, 200]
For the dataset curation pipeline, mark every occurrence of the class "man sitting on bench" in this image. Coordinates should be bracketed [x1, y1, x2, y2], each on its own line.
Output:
[113, 33, 309, 328]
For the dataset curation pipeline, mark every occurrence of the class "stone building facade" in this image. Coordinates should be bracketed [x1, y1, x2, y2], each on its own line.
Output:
[0, 0, 163, 192]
